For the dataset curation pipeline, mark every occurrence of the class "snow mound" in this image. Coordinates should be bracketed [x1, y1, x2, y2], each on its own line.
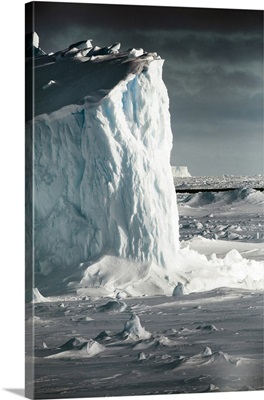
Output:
[78, 255, 182, 297]
[78, 245, 264, 296]
[202, 347, 213, 356]
[172, 350, 241, 370]
[46, 339, 104, 359]
[121, 313, 151, 340]
[25, 31, 45, 57]
[94, 331, 112, 342]
[97, 300, 127, 313]
[42, 80, 56, 90]
[128, 48, 144, 58]
[179, 243, 264, 293]
[154, 335, 177, 347]
[138, 352, 146, 360]
[196, 323, 218, 331]
[202, 351, 241, 366]
[26, 316, 45, 325]
[182, 188, 264, 208]
[204, 384, 220, 392]
[32, 288, 50, 303]
[69, 39, 93, 50]
[171, 166, 191, 178]
[59, 337, 87, 350]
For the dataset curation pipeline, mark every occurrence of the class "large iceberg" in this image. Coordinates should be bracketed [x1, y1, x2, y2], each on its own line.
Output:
[26, 36, 180, 296]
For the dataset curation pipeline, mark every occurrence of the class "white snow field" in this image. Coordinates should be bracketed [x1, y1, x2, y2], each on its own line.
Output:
[26, 36, 263, 398]
[26, 288, 263, 397]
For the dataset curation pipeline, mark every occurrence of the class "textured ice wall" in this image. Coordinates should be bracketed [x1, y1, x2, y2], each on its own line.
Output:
[29, 59, 179, 289]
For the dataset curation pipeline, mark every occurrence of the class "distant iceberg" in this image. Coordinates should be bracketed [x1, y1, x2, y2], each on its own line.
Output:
[171, 166, 191, 178]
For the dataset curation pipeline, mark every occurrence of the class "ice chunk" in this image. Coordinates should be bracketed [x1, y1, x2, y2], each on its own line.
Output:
[32, 288, 50, 303]
[121, 313, 151, 340]
[68, 39, 93, 50]
[172, 282, 187, 296]
[196, 324, 218, 331]
[128, 48, 144, 57]
[204, 384, 219, 392]
[42, 80, 55, 90]
[202, 346, 213, 356]
[224, 249, 243, 265]
[196, 222, 204, 230]
[138, 352, 146, 360]
[32, 32, 39, 48]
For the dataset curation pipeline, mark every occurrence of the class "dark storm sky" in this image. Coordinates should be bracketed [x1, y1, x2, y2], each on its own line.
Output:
[27, 1, 263, 176]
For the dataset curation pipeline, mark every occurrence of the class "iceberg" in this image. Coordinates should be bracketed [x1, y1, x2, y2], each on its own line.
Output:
[171, 166, 191, 178]
[26, 35, 179, 296]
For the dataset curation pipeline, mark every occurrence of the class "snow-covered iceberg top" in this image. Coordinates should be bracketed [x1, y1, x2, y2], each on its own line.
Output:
[26, 33, 162, 121]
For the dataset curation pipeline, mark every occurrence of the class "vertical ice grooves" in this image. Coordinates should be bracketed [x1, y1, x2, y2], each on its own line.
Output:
[29, 59, 179, 290]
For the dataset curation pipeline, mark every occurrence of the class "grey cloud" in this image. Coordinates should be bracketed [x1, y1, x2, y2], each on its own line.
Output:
[171, 120, 263, 176]
[30, 2, 263, 176]
[166, 65, 262, 122]
[120, 29, 263, 65]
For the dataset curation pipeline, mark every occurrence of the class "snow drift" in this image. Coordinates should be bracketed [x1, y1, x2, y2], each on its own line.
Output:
[46, 338, 104, 359]
[182, 187, 264, 208]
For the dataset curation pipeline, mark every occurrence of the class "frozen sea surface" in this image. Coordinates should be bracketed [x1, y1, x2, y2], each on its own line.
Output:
[26, 288, 263, 398]
[177, 185, 264, 243]
[174, 175, 263, 191]
[26, 176, 263, 398]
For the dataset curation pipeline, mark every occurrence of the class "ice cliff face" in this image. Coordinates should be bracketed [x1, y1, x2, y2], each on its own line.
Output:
[26, 37, 179, 295]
